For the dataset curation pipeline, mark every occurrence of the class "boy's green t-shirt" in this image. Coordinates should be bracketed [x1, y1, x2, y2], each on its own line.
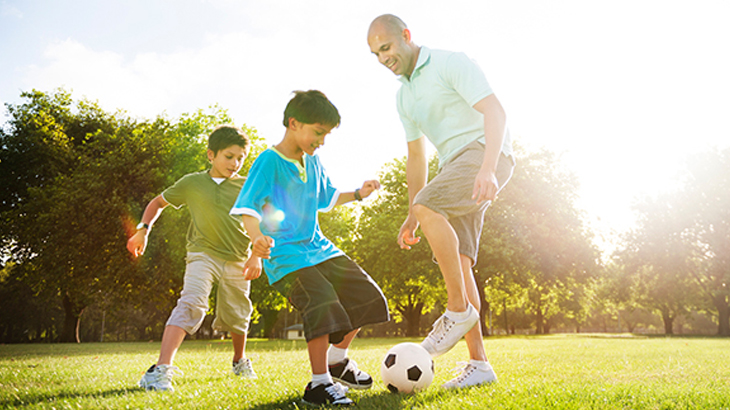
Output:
[162, 171, 250, 261]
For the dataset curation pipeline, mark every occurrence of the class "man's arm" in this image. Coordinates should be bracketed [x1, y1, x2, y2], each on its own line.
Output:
[126, 194, 170, 257]
[472, 94, 506, 204]
[397, 137, 428, 249]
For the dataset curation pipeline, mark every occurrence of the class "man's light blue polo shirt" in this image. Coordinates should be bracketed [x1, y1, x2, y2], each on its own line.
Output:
[229, 148, 344, 285]
[396, 46, 513, 167]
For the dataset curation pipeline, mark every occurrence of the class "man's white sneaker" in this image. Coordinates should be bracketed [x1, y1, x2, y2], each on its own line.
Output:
[421, 304, 479, 357]
[442, 361, 497, 389]
[232, 358, 257, 378]
[138, 364, 183, 392]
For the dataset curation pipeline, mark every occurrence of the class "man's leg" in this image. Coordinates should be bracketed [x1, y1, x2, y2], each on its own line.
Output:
[412, 204, 468, 312]
[460, 254, 487, 362]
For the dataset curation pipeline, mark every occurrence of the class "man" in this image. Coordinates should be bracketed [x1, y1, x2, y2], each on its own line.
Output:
[367, 14, 515, 388]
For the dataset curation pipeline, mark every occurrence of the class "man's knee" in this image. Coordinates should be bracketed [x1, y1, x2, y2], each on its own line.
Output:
[412, 203, 440, 222]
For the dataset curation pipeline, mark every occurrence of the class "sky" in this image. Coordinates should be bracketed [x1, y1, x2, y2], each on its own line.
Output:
[2, 0, 729, 252]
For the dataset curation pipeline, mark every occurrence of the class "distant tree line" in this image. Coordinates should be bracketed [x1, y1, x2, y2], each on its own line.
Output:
[1, 90, 728, 343]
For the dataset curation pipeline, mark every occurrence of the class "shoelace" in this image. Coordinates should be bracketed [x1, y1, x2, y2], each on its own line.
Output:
[157, 365, 184, 382]
[234, 358, 254, 373]
[325, 382, 349, 399]
[428, 315, 455, 343]
[449, 362, 476, 384]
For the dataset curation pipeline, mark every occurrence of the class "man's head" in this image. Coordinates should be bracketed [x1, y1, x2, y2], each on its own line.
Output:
[206, 125, 250, 178]
[367, 14, 420, 78]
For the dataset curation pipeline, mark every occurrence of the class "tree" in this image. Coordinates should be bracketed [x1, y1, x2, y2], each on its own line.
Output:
[354, 157, 445, 336]
[479, 148, 600, 334]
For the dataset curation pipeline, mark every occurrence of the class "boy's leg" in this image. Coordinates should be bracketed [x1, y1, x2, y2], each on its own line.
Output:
[157, 325, 188, 365]
[231, 332, 246, 363]
[303, 334, 353, 406]
[328, 328, 373, 390]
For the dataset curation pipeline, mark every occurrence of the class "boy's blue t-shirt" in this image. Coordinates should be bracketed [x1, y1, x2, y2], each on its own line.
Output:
[230, 148, 344, 284]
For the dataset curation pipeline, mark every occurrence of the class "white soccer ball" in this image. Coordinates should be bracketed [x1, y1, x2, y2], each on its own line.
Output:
[381, 342, 434, 393]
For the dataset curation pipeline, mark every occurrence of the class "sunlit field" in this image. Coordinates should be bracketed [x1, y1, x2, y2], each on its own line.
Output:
[1, 335, 729, 409]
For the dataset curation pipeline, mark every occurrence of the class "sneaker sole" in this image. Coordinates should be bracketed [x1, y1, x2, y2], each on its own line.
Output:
[331, 377, 372, 390]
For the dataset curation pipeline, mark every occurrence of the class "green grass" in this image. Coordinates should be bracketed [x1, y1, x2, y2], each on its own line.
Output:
[1, 335, 729, 409]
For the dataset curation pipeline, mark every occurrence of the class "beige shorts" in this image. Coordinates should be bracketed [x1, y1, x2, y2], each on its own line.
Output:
[414, 140, 515, 264]
[166, 252, 252, 335]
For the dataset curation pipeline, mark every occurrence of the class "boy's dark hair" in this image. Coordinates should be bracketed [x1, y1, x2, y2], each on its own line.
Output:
[282, 90, 341, 128]
[208, 125, 250, 154]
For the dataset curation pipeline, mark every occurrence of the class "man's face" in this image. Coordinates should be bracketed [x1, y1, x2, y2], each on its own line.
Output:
[367, 24, 417, 77]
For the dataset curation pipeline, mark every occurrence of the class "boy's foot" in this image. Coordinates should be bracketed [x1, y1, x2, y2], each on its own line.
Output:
[421, 304, 479, 357]
[232, 358, 258, 378]
[329, 358, 373, 390]
[442, 361, 498, 389]
[233, 357, 258, 379]
[302, 382, 353, 406]
[138, 364, 182, 392]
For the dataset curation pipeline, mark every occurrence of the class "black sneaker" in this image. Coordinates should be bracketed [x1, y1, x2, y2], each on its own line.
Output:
[302, 382, 354, 406]
[329, 358, 373, 390]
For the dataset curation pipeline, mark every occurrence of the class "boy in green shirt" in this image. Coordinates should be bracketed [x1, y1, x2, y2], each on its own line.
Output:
[127, 125, 256, 392]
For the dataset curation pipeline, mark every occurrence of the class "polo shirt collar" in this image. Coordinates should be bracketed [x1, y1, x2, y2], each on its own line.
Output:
[398, 46, 431, 84]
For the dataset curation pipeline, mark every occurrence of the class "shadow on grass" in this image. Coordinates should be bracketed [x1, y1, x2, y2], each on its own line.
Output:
[244, 389, 456, 410]
[0, 387, 138, 408]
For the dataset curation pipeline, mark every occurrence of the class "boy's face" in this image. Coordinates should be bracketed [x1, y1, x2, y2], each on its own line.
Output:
[292, 119, 334, 156]
[207, 144, 247, 178]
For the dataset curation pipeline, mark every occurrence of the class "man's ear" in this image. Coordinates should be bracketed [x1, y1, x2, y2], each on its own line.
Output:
[402, 28, 412, 42]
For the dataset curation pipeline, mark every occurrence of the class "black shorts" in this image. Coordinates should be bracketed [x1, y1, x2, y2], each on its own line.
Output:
[272, 256, 390, 344]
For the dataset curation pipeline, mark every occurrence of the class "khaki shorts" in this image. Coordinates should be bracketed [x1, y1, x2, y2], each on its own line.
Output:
[414, 140, 515, 264]
[166, 252, 252, 335]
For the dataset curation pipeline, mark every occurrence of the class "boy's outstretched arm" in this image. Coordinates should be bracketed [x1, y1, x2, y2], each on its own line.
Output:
[126, 195, 170, 257]
[335, 180, 381, 206]
[241, 215, 274, 280]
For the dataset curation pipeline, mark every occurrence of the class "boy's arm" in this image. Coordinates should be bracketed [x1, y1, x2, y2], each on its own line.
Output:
[335, 180, 381, 206]
[126, 195, 170, 257]
[240, 215, 274, 280]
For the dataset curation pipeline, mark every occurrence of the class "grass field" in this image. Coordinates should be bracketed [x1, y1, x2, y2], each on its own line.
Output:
[1, 334, 729, 409]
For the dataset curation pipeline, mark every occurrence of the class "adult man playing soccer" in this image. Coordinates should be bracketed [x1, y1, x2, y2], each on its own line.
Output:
[367, 14, 515, 388]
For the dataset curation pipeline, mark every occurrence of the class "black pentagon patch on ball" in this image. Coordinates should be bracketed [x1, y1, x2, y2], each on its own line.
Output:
[387, 383, 400, 393]
[407, 365, 423, 381]
[384, 353, 397, 368]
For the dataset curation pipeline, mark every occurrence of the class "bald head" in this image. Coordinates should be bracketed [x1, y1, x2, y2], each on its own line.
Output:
[368, 14, 407, 38]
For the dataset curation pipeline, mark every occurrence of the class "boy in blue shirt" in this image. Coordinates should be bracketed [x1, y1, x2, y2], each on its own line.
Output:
[230, 90, 389, 406]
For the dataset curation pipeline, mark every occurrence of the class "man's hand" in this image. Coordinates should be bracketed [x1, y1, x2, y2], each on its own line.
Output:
[126, 230, 148, 257]
[251, 236, 275, 259]
[472, 168, 499, 205]
[397, 214, 421, 250]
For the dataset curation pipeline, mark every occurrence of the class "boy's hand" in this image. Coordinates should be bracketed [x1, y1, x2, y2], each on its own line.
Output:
[397, 214, 421, 250]
[242, 256, 262, 280]
[126, 230, 148, 257]
[358, 180, 381, 199]
[251, 236, 275, 259]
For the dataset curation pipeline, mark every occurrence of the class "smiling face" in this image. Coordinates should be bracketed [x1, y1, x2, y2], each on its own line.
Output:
[292, 120, 333, 156]
[207, 144, 247, 178]
[367, 20, 419, 78]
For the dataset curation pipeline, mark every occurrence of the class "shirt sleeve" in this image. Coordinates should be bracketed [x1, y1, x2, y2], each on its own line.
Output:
[230, 155, 270, 221]
[396, 89, 423, 142]
[161, 174, 191, 209]
[315, 156, 339, 213]
[443, 52, 494, 107]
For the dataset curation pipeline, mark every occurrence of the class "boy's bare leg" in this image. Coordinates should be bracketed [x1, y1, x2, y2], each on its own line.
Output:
[231, 332, 246, 362]
[308, 334, 330, 375]
[460, 254, 487, 362]
[412, 204, 468, 312]
[332, 328, 360, 350]
[157, 325, 187, 365]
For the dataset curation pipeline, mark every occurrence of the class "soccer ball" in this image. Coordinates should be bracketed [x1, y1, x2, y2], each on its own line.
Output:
[381, 342, 434, 393]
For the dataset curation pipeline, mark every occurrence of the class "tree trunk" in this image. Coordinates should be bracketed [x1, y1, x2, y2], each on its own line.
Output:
[660, 310, 674, 335]
[59, 293, 85, 343]
[260, 309, 280, 339]
[713, 294, 730, 336]
[398, 302, 423, 337]
[535, 302, 544, 335]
